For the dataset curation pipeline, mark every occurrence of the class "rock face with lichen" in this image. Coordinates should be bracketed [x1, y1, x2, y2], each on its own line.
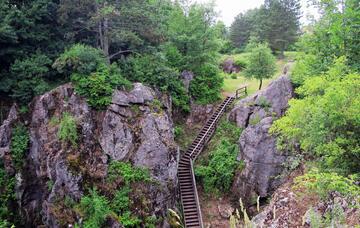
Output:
[229, 76, 294, 204]
[0, 83, 178, 227]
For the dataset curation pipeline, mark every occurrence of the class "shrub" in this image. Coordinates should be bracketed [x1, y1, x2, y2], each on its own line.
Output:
[230, 74, 237, 79]
[78, 188, 111, 228]
[6, 53, 51, 104]
[257, 96, 271, 111]
[271, 70, 360, 174]
[58, 112, 78, 147]
[233, 55, 248, 70]
[118, 54, 190, 112]
[55, 44, 131, 109]
[53, 44, 106, 76]
[0, 163, 16, 223]
[10, 124, 29, 170]
[107, 161, 151, 184]
[294, 169, 360, 200]
[174, 126, 184, 139]
[189, 63, 223, 104]
[195, 139, 239, 194]
[71, 64, 131, 109]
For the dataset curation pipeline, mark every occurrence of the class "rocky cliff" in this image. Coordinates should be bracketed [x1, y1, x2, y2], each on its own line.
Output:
[229, 76, 294, 205]
[0, 83, 178, 227]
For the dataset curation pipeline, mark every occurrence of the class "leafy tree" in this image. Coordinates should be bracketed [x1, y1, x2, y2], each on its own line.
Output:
[271, 59, 360, 174]
[244, 43, 276, 90]
[55, 44, 131, 109]
[230, 0, 301, 55]
[118, 54, 190, 111]
[195, 139, 240, 194]
[0, 53, 51, 104]
[165, 2, 223, 104]
[58, 0, 164, 62]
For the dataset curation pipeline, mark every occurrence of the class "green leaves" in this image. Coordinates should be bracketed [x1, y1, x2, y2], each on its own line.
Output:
[271, 65, 360, 174]
[10, 124, 30, 170]
[78, 189, 111, 228]
[55, 44, 131, 109]
[244, 42, 276, 89]
[195, 139, 240, 195]
[58, 112, 78, 147]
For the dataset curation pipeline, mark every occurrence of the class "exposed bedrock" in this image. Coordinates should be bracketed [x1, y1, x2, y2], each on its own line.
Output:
[0, 82, 178, 227]
[229, 76, 294, 203]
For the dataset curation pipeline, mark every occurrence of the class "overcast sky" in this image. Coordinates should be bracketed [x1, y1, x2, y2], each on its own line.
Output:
[194, 0, 320, 26]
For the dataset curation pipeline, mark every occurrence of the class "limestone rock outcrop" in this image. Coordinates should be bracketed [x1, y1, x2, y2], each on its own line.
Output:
[230, 76, 294, 203]
[0, 83, 178, 227]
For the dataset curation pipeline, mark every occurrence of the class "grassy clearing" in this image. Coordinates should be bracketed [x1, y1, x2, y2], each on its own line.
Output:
[221, 52, 296, 96]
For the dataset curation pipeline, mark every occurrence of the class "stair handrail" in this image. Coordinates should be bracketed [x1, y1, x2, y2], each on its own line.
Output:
[189, 97, 232, 159]
[235, 85, 248, 99]
[190, 159, 204, 228]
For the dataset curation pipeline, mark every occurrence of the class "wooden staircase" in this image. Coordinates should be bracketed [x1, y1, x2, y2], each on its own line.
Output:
[178, 96, 236, 227]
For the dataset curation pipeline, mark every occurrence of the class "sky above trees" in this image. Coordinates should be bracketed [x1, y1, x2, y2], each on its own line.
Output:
[195, 0, 319, 25]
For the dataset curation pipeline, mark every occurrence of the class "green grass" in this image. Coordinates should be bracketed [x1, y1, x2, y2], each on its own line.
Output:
[220, 52, 296, 97]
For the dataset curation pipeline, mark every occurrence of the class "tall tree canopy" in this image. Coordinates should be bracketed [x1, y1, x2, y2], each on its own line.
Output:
[230, 0, 301, 55]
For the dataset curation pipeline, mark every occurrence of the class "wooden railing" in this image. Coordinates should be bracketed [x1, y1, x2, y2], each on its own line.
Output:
[235, 85, 248, 99]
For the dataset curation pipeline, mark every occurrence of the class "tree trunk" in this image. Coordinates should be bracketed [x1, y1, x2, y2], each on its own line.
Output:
[259, 79, 263, 90]
[103, 17, 110, 63]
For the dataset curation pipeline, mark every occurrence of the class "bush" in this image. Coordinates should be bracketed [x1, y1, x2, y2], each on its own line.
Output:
[107, 161, 151, 184]
[230, 74, 237, 79]
[5, 53, 51, 104]
[233, 55, 248, 70]
[189, 63, 223, 104]
[0, 163, 16, 224]
[294, 169, 360, 200]
[58, 112, 78, 147]
[55, 44, 131, 109]
[71, 64, 131, 109]
[53, 44, 106, 76]
[195, 139, 240, 194]
[10, 124, 29, 170]
[118, 54, 190, 112]
[78, 188, 111, 228]
[271, 69, 360, 174]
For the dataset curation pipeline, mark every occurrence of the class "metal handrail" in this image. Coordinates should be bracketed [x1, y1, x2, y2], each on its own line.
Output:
[190, 160, 204, 228]
[189, 97, 232, 159]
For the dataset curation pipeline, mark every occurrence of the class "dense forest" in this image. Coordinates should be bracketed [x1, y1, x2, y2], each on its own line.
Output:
[0, 0, 359, 227]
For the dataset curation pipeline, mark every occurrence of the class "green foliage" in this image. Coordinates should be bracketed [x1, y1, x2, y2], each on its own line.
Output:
[71, 63, 131, 109]
[233, 55, 248, 70]
[257, 96, 271, 109]
[53, 44, 106, 76]
[249, 114, 262, 126]
[107, 161, 151, 184]
[119, 54, 189, 111]
[189, 63, 223, 104]
[10, 124, 29, 170]
[2, 53, 52, 104]
[55, 44, 131, 109]
[195, 139, 240, 194]
[78, 188, 111, 228]
[244, 43, 276, 90]
[271, 67, 360, 174]
[0, 163, 16, 224]
[166, 2, 223, 104]
[58, 112, 78, 147]
[230, 0, 301, 54]
[294, 169, 360, 200]
[174, 126, 184, 139]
